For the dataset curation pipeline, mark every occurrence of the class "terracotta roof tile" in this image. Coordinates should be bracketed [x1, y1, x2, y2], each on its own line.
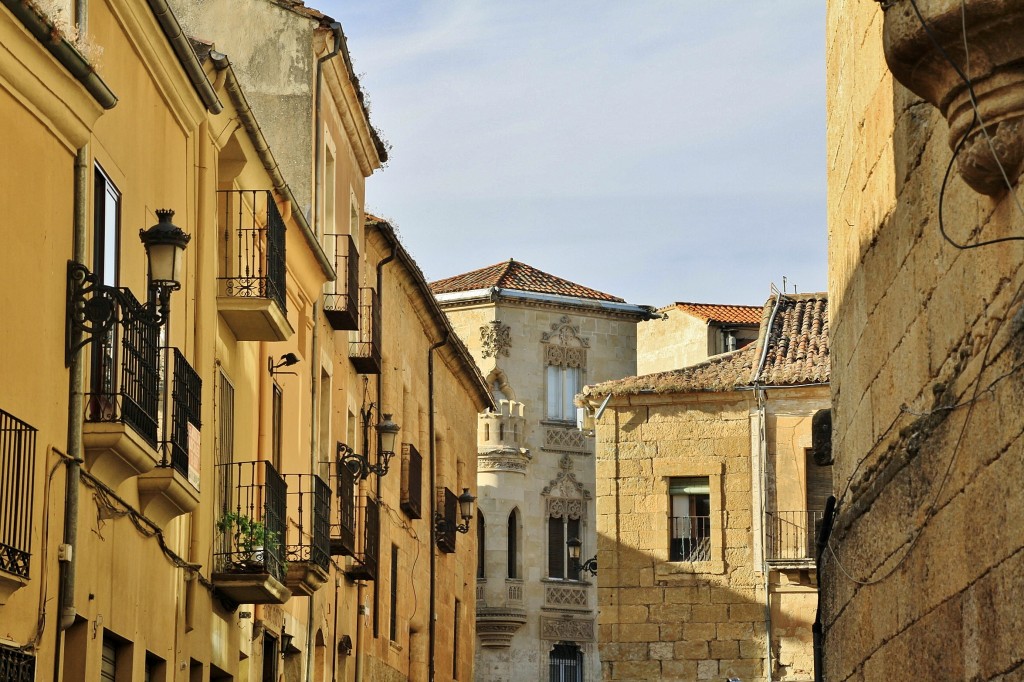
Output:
[583, 292, 829, 397]
[430, 259, 624, 303]
[670, 302, 763, 325]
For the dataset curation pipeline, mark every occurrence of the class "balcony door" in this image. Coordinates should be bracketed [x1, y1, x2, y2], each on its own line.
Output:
[89, 166, 121, 416]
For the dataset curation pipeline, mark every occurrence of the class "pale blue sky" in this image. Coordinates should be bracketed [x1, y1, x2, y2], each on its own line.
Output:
[321, 1, 826, 307]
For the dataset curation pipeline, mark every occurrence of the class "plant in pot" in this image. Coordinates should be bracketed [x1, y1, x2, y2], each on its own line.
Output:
[217, 511, 279, 570]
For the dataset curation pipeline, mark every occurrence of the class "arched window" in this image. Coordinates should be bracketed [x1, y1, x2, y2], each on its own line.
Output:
[507, 509, 519, 579]
[477, 511, 486, 579]
[547, 513, 580, 580]
[549, 642, 583, 682]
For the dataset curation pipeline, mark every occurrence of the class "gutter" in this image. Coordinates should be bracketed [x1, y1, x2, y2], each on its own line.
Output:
[435, 287, 656, 320]
[2, 0, 117, 109]
[209, 52, 335, 282]
[144, 0, 221, 113]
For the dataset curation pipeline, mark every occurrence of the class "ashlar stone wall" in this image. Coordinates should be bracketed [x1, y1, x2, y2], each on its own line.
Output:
[596, 393, 766, 681]
[826, 1, 1024, 679]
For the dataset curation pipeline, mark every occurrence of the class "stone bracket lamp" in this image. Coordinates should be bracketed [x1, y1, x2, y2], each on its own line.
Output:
[875, 0, 1024, 195]
[66, 209, 190, 366]
[567, 536, 597, 577]
[337, 411, 400, 480]
[434, 488, 476, 535]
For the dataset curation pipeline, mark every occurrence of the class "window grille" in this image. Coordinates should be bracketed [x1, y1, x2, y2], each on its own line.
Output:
[0, 408, 36, 578]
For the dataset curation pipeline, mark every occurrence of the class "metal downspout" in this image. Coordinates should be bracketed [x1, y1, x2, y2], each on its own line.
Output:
[54, 145, 89, 681]
[427, 332, 448, 682]
[753, 292, 785, 681]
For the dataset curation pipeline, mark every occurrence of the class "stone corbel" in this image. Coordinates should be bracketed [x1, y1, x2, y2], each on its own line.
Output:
[878, 0, 1024, 194]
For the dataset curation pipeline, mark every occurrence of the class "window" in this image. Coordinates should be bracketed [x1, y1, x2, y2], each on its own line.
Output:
[477, 511, 486, 579]
[670, 477, 711, 562]
[547, 514, 581, 580]
[0, 644, 35, 682]
[262, 633, 279, 682]
[272, 384, 283, 471]
[389, 544, 399, 642]
[507, 509, 519, 579]
[546, 365, 582, 421]
[323, 142, 336, 236]
[549, 642, 583, 682]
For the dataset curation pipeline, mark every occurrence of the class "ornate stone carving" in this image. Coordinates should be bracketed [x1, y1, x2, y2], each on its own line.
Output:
[480, 320, 512, 359]
[543, 427, 587, 453]
[544, 584, 588, 608]
[476, 606, 528, 648]
[877, 0, 1024, 194]
[541, 455, 591, 500]
[540, 616, 595, 642]
[546, 497, 584, 520]
[544, 344, 586, 369]
[477, 453, 530, 474]
[541, 316, 590, 348]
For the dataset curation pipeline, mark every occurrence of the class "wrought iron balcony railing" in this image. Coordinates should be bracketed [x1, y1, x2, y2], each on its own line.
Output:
[324, 457, 356, 557]
[0, 409, 36, 579]
[217, 190, 287, 315]
[323, 233, 359, 330]
[0, 644, 35, 682]
[214, 460, 288, 582]
[159, 347, 201, 487]
[84, 288, 160, 447]
[349, 287, 381, 374]
[346, 494, 379, 581]
[765, 510, 824, 563]
[283, 474, 331, 574]
[670, 515, 711, 562]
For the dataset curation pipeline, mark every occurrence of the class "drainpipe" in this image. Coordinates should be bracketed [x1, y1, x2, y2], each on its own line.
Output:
[813, 496, 837, 682]
[54, 145, 89, 681]
[313, 23, 344, 238]
[427, 332, 448, 682]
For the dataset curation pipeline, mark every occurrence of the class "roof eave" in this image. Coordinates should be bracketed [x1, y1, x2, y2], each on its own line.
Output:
[435, 287, 656, 319]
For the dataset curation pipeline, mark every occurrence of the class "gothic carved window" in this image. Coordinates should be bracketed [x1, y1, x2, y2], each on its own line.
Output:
[544, 456, 590, 580]
[542, 317, 589, 422]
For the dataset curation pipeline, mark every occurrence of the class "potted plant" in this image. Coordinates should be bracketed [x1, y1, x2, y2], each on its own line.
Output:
[217, 511, 279, 569]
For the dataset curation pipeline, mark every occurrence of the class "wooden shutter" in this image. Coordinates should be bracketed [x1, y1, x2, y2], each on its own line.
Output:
[548, 516, 565, 578]
[436, 487, 457, 554]
[401, 443, 423, 519]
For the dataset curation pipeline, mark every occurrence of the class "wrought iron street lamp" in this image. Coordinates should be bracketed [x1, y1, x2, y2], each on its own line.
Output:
[434, 488, 476, 535]
[337, 413, 400, 480]
[567, 536, 597, 577]
[66, 209, 190, 365]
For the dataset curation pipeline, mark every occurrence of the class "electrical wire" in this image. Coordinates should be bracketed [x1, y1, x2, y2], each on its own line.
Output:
[905, 0, 1024, 249]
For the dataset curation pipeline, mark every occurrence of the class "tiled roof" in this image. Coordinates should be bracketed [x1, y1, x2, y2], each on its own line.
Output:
[583, 292, 829, 397]
[670, 302, 763, 325]
[752, 293, 829, 386]
[430, 259, 625, 303]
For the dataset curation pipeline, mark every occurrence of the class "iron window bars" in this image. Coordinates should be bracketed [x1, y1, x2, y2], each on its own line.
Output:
[217, 190, 287, 316]
[0, 408, 36, 579]
[283, 473, 331, 574]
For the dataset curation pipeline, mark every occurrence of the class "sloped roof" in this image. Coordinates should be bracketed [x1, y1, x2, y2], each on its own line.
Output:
[669, 302, 763, 325]
[430, 259, 625, 303]
[583, 292, 829, 397]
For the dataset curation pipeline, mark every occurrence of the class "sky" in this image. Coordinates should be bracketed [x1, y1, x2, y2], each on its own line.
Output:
[322, 1, 826, 308]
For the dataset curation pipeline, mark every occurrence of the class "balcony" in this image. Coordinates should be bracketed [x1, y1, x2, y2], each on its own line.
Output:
[0, 409, 36, 604]
[217, 190, 292, 341]
[326, 456, 356, 557]
[138, 348, 202, 527]
[349, 287, 380, 374]
[282, 474, 331, 597]
[765, 510, 824, 565]
[213, 461, 291, 606]
[322, 234, 359, 330]
[476, 578, 527, 647]
[82, 292, 161, 488]
[346, 495, 379, 581]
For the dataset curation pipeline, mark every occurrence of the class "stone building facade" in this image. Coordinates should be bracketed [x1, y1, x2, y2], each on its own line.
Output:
[824, 1, 1024, 679]
[0, 0, 488, 680]
[581, 293, 830, 682]
[637, 302, 762, 376]
[430, 260, 652, 682]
